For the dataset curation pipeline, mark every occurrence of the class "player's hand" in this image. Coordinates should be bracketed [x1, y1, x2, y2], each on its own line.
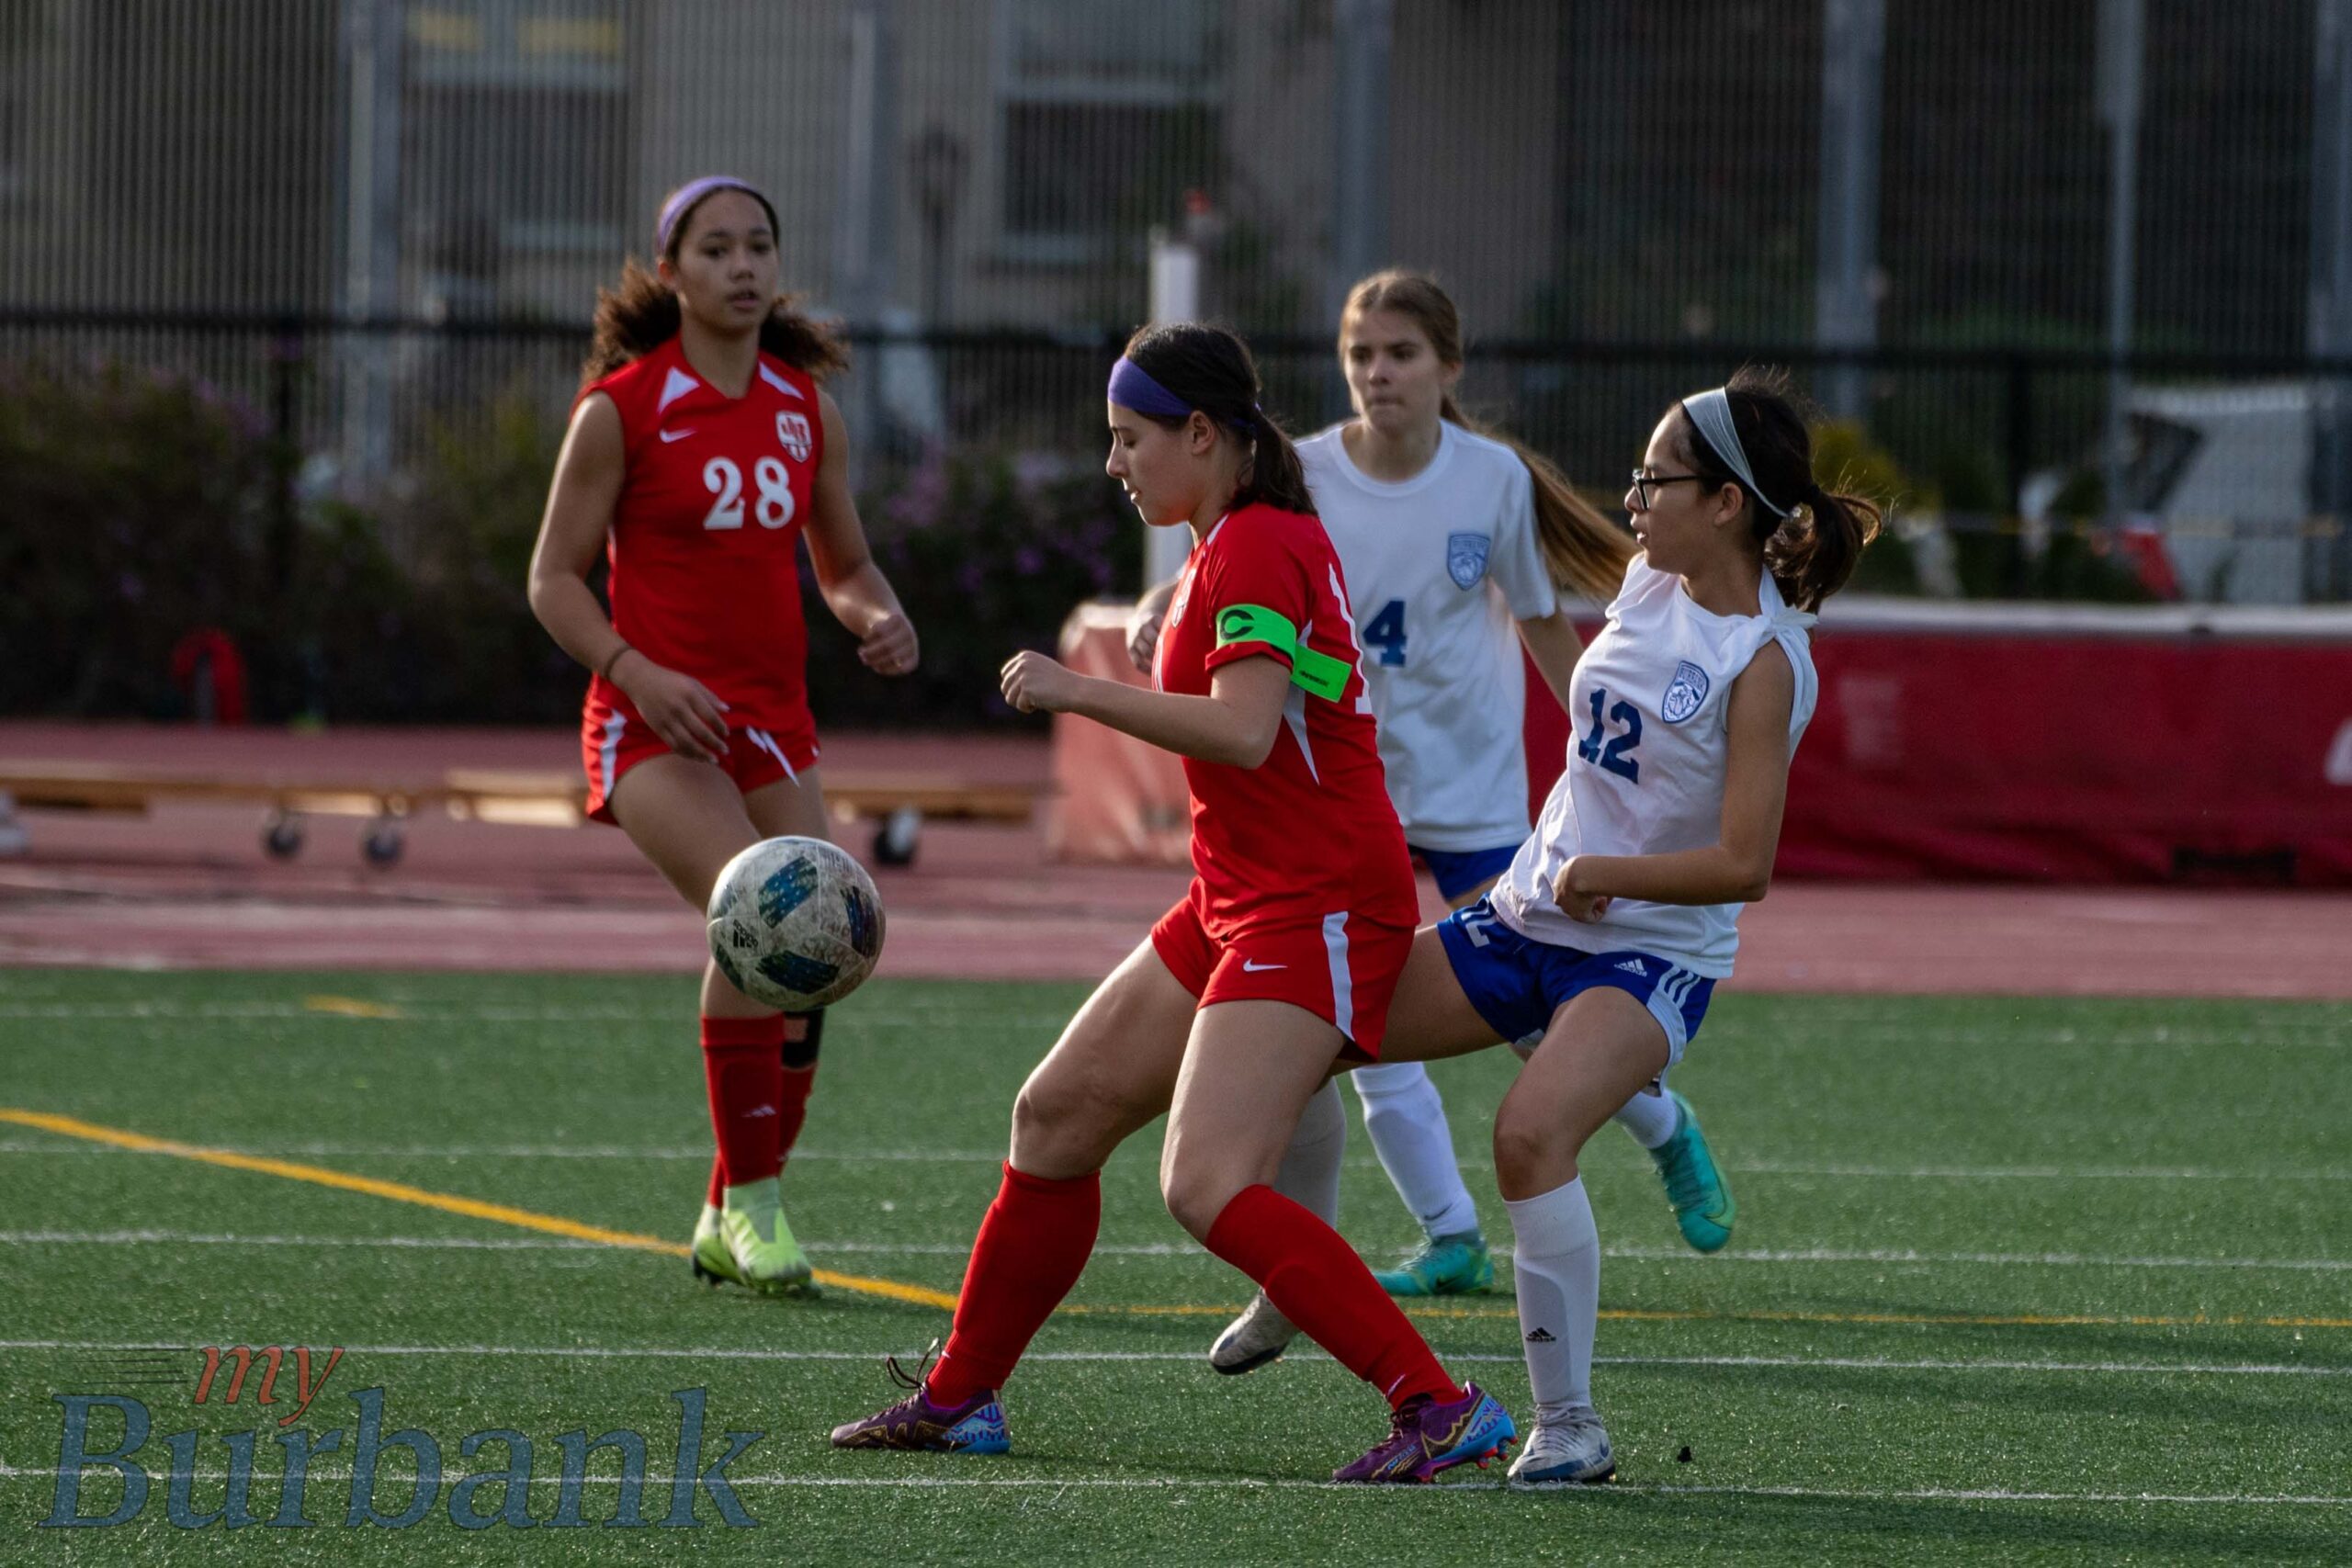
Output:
[1001, 650, 1080, 715]
[858, 611, 920, 677]
[616, 656, 730, 763]
[1554, 860, 1611, 922]
[1125, 580, 1178, 673]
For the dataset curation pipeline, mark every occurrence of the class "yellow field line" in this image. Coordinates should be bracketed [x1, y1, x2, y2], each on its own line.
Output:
[6, 1107, 2345, 1335]
[304, 995, 404, 1020]
[0, 1109, 954, 1312]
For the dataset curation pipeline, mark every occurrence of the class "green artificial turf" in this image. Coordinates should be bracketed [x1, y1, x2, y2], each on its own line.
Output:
[0, 969, 2345, 1563]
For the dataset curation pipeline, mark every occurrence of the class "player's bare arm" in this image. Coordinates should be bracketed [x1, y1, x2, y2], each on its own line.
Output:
[1515, 606, 1586, 712]
[802, 388, 919, 677]
[1000, 649, 1289, 769]
[527, 390, 729, 762]
[1554, 640, 1794, 919]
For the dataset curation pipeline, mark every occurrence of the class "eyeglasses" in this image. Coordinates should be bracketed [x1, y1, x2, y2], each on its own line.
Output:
[1627, 470, 1708, 513]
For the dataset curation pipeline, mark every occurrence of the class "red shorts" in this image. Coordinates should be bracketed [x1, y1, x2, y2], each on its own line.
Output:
[581, 695, 820, 825]
[1148, 879, 1415, 1059]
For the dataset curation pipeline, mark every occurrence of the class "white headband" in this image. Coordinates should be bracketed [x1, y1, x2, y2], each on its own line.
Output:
[1680, 388, 1791, 518]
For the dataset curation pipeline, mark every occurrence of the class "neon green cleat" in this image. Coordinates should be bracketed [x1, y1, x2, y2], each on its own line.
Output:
[1371, 1230, 1496, 1297]
[711, 1179, 820, 1297]
[690, 1202, 742, 1288]
[1651, 1089, 1736, 1253]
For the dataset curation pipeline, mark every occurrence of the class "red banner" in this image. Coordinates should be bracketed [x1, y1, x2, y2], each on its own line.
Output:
[1529, 608, 2352, 886]
[1057, 601, 2352, 886]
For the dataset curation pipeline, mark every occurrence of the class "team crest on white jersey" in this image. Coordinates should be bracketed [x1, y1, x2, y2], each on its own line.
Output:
[1446, 531, 1490, 590]
[1660, 660, 1711, 724]
[775, 412, 813, 463]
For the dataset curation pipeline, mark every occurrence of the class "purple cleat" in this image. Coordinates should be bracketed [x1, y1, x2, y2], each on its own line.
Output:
[829, 1346, 1011, 1454]
[1332, 1382, 1516, 1484]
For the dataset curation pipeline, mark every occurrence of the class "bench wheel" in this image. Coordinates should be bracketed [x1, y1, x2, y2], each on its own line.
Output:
[361, 817, 405, 868]
[872, 805, 922, 868]
[263, 811, 305, 860]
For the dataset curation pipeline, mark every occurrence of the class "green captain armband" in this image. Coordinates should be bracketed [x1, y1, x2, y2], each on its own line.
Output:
[1213, 604, 1353, 702]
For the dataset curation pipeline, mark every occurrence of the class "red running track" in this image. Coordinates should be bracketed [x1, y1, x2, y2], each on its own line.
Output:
[1, 723, 2346, 1000]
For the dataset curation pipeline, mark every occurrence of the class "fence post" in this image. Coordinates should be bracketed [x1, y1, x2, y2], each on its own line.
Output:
[2005, 354, 2033, 513]
[1815, 0, 1884, 423]
[269, 317, 302, 597]
[2312, 0, 2352, 598]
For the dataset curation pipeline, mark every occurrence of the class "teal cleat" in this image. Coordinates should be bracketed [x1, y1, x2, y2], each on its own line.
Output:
[1651, 1089, 1736, 1253]
[1372, 1230, 1496, 1298]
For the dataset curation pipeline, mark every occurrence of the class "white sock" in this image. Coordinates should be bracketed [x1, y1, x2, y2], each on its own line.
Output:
[1352, 1060, 1482, 1239]
[1272, 1077, 1346, 1226]
[1613, 1085, 1680, 1150]
[1504, 1177, 1600, 1418]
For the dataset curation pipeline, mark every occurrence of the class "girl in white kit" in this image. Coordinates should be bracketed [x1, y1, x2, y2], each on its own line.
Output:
[1339, 367, 1880, 1484]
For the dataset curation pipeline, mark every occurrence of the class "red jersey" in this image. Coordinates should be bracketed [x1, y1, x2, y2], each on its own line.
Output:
[1152, 502, 1416, 931]
[578, 336, 824, 721]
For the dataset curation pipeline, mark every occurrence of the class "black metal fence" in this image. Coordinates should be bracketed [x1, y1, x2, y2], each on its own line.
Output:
[4, 309, 2347, 604]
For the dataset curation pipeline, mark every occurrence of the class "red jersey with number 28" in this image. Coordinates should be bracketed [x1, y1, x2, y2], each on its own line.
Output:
[1152, 502, 1416, 931]
[577, 335, 824, 721]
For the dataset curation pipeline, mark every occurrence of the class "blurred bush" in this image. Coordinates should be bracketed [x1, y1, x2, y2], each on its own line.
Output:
[807, 445, 1140, 728]
[0, 357, 285, 716]
[0, 356, 1138, 726]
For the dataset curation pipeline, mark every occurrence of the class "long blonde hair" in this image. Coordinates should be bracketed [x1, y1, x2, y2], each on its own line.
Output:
[1342, 269, 1634, 602]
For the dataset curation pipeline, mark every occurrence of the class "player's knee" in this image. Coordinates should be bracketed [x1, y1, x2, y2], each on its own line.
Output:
[1158, 1158, 1238, 1243]
[1010, 1071, 1120, 1175]
[1490, 1102, 1560, 1194]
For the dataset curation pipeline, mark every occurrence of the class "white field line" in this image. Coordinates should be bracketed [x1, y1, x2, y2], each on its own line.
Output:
[4, 1338, 2346, 1379]
[3, 1229, 2346, 1274]
[0, 1462, 2344, 1506]
[0, 1139, 2346, 1182]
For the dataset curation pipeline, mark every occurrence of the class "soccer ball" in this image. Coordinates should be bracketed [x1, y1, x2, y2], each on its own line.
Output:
[706, 836, 886, 1010]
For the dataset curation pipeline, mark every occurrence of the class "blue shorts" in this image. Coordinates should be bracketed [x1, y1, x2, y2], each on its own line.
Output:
[1436, 896, 1715, 1066]
[1409, 841, 1522, 903]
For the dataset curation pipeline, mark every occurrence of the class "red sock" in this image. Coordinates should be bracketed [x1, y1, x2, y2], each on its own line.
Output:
[925, 1164, 1101, 1406]
[1204, 1185, 1460, 1410]
[701, 1015, 785, 1190]
[707, 1155, 724, 1208]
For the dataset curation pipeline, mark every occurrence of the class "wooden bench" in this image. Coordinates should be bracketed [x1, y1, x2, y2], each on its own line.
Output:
[0, 761, 1039, 867]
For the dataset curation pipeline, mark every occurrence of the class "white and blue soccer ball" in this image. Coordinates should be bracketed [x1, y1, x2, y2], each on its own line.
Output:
[706, 836, 886, 1010]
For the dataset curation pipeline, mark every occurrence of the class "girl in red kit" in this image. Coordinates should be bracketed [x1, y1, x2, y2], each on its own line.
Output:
[830, 323, 1513, 1483]
[526, 177, 918, 1297]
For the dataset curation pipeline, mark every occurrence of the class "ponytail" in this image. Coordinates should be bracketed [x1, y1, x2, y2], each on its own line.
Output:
[1673, 365, 1883, 612]
[1766, 478, 1883, 612]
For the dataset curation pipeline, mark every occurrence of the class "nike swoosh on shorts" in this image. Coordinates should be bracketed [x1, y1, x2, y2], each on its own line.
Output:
[660, 427, 695, 442]
[1240, 960, 1286, 972]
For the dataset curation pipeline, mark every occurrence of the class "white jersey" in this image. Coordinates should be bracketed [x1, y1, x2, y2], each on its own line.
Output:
[1489, 556, 1818, 977]
[1298, 421, 1559, 852]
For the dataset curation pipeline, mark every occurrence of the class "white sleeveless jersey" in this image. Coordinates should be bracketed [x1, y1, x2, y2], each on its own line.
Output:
[1297, 422, 1559, 852]
[1489, 557, 1819, 977]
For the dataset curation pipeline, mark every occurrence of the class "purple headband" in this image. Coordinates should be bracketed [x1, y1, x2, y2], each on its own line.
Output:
[654, 176, 777, 257]
[1107, 356, 1194, 420]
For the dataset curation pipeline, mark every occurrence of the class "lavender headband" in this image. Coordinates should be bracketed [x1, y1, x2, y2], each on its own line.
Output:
[1107, 355, 1264, 430]
[1107, 356, 1194, 420]
[654, 176, 777, 257]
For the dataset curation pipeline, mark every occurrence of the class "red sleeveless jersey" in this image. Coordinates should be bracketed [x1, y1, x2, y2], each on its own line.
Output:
[1152, 502, 1416, 931]
[578, 336, 825, 722]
